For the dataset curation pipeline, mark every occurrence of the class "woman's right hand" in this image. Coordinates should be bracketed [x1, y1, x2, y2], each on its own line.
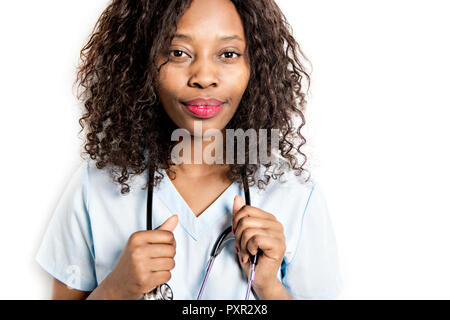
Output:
[100, 214, 178, 300]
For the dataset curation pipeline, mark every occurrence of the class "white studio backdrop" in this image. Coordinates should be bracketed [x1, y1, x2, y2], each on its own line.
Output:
[0, 0, 449, 299]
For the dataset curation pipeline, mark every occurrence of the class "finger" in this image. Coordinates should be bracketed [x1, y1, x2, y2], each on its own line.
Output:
[233, 194, 246, 216]
[156, 214, 178, 232]
[245, 234, 286, 263]
[232, 206, 277, 234]
[149, 257, 176, 272]
[149, 270, 171, 286]
[238, 228, 271, 257]
[144, 243, 176, 258]
[234, 217, 283, 251]
[130, 229, 176, 246]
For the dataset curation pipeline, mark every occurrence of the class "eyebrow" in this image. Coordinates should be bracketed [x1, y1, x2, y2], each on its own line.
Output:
[173, 33, 244, 42]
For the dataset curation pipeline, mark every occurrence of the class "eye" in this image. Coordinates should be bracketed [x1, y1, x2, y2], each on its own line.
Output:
[167, 49, 241, 61]
[221, 51, 241, 59]
[169, 50, 187, 58]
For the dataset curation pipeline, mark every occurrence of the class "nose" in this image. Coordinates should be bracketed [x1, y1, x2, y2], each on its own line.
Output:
[187, 54, 219, 89]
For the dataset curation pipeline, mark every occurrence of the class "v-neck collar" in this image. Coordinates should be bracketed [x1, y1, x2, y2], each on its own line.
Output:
[154, 168, 244, 241]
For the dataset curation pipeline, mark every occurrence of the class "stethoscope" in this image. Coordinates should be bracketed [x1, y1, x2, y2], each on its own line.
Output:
[143, 166, 262, 300]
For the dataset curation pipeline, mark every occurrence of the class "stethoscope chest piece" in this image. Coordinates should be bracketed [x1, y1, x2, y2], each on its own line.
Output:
[143, 283, 173, 300]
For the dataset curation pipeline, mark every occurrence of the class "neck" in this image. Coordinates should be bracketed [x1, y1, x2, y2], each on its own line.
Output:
[169, 128, 229, 178]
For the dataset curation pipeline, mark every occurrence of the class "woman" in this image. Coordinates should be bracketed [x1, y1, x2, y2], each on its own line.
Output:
[36, 0, 343, 299]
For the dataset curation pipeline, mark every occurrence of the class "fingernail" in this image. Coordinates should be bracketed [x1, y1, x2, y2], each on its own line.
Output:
[235, 245, 239, 253]
[241, 256, 244, 263]
[232, 227, 235, 235]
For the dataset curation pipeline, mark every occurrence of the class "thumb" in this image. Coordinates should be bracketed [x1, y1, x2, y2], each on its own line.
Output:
[233, 194, 245, 215]
[156, 214, 178, 232]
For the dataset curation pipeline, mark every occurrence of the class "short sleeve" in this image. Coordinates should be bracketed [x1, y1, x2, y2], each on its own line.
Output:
[35, 161, 97, 292]
[282, 182, 344, 299]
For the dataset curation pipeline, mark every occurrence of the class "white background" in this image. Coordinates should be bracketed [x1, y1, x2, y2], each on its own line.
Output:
[1, 0, 449, 299]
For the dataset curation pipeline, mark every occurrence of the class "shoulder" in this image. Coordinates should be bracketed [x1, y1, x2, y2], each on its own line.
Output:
[83, 159, 148, 196]
[252, 163, 316, 207]
[250, 164, 325, 261]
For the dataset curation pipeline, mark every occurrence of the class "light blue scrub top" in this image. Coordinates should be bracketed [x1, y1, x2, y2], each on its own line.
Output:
[35, 160, 343, 299]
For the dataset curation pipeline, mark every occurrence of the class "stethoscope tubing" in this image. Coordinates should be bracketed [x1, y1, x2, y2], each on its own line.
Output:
[146, 166, 261, 300]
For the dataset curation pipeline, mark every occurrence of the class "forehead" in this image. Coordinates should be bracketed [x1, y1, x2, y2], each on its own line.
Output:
[174, 0, 246, 42]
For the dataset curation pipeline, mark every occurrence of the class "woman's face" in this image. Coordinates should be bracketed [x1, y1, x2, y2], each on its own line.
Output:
[155, 0, 250, 136]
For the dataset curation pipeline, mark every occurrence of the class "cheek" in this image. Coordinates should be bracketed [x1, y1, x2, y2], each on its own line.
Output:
[230, 68, 250, 99]
[157, 68, 183, 101]
[157, 66, 172, 91]
[232, 75, 250, 119]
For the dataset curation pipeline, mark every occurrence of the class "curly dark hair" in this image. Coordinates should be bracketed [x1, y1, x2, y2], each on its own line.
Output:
[75, 0, 312, 195]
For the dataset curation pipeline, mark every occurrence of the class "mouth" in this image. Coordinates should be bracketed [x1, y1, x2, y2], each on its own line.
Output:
[181, 103, 223, 119]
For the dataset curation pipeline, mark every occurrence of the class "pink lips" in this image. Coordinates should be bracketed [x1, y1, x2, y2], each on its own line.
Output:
[183, 105, 222, 118]
[182, 98, 224, 119]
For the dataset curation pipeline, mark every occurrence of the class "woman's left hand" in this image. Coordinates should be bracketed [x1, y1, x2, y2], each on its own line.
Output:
[232, 194, 286, 291]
